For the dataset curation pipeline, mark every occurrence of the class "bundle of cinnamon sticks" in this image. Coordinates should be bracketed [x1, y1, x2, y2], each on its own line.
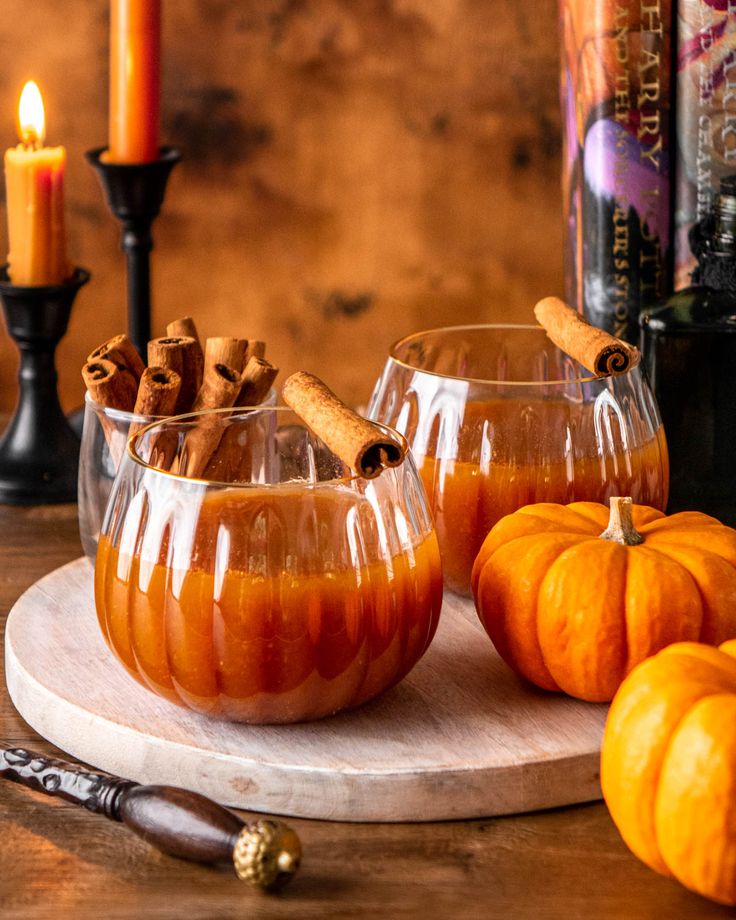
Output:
[84, 317, 407, 483]
[82, 317, 278, 476]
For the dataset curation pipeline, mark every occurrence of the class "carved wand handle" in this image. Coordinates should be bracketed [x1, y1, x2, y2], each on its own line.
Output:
[0, 746, 300, 891]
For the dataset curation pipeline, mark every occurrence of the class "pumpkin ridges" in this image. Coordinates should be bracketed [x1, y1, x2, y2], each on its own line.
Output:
[566, 500, 665, 532]
[473, 499, 736, 703]
[622, 546, 704, 673]
[470, 508, 598, 596]
[637, 543, 736, 645]
[641, 510, 727, 532]
[654, 694, 736, 906]
[514, 502, 606, 530]
[641, 528, 736, 568]
[544, 501, 610, 529]
[601, 648, 736, 876]
[536, 540, 629, 701]
[601, 657, 677, 875]
[629, 504, 669, 527]
[659, 641, 736, 682]
[475, 533, 585, 691]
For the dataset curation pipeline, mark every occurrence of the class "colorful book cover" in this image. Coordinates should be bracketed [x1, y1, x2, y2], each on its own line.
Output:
[561, 0, 673, 342]
[674, 0, 736, 290]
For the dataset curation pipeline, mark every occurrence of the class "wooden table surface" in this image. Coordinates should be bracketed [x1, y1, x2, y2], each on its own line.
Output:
[0, 504, 729, 920]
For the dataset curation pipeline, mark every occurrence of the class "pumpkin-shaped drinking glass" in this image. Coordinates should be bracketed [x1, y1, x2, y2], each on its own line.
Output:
[78, 389, 277, 561]
[95, 406, 443, 723]
[367, 324, 669, 595]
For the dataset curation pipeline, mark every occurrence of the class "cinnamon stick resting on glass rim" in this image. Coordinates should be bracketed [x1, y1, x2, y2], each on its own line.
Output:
[533, 297, 640, 377]
[282, 371, 405, 479]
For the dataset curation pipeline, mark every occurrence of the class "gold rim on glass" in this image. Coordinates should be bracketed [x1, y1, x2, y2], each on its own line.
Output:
[389, 323, 626, 386]
[125, 405, 410, 489]
[85, 390, 168, 424]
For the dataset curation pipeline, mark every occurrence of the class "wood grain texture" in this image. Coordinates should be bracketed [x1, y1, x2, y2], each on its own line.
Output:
[0, 0, 564, 416]
[0, 504, 733, 917]
[6, 558, 606, 821]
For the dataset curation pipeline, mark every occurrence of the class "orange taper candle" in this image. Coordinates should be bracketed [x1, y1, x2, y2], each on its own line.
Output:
[4, 81, 70, 285]
[109, 0, 161, 163]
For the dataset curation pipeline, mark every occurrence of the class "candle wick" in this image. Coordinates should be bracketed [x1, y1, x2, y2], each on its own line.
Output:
[20, 130, 41, 150]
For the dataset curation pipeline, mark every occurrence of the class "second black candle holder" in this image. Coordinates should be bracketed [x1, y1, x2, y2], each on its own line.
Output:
[0, 266, 90, 504]
[85, 146, 181, 357]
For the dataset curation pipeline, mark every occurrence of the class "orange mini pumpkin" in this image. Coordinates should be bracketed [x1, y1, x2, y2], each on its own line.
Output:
[602, 640, 736, 906]
[471, 497, 736, 702]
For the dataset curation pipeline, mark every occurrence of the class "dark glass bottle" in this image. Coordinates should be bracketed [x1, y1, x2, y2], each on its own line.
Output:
[640, 177, 736, 524]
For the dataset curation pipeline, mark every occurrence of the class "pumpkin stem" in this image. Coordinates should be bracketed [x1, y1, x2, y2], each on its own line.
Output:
[599, 497, 644, 546]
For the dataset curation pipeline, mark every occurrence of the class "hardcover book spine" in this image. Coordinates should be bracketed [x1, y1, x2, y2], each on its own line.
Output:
[674, 0, 736, 290]
[561, 0, 673, 342]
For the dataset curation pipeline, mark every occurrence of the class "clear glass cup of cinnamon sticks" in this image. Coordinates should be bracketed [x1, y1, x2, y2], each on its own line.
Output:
[78, 319, 277, 560]
[96, 405, 443, 723]
[368, 304, 670, 596]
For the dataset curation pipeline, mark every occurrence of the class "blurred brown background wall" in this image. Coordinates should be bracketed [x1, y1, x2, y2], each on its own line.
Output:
[0, 0, 563, 411]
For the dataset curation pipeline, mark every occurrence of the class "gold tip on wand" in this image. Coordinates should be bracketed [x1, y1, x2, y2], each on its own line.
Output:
[0, 745, 301, 892]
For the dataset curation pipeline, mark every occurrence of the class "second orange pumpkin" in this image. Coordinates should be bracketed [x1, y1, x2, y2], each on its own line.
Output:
[471, 497, 736, 701]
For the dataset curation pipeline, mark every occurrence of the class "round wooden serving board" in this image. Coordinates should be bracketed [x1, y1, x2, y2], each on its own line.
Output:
[5, 558, 608, 822]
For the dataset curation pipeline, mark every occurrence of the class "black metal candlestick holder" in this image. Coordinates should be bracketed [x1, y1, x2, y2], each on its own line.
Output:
[85, 146, 181, 357]
[0, 267, 90, 504]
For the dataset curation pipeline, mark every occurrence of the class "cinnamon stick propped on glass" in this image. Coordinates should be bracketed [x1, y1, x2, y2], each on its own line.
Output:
[534, 297, 640, 376]
[282, 371, 405, 479]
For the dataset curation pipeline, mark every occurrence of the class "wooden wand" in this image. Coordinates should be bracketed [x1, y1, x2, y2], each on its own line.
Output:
[0, 745, 301, 892]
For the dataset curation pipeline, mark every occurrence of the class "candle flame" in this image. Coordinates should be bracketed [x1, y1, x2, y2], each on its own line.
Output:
[18, 81, 45, 147]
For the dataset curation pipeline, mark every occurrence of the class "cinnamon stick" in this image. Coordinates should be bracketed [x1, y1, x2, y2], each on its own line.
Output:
[244, 340, 266, 363]
[533, 297, 640, 377]
[81, 359, 137, 466]
[82, 359, 137, 411]
[87, 334, 145, 384]
[282, 372, 405, 479]
[236, 356, 278, 406]
[204, 358, 279, 480]
[204, 337, 247, 374]
[133, 366, 182, 418]
[166, 316, 200, 344]
[191, 363, 242, 413]
[180, 363, 243, 477]
[148, 336, 204, 414]
[127, 367, 183, 467]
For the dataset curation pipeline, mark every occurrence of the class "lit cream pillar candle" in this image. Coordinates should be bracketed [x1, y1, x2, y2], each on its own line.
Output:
[4, 81, 69, 285]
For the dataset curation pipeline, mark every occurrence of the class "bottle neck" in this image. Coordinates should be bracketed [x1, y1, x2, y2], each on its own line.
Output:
[712, 182, 736, 254]
[692, 180, 736, 294]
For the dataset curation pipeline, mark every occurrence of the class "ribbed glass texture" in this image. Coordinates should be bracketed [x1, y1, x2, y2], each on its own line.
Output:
[95, 407, 443, 723]
[78, 390, 276, 561]
[368, 325, 669, 595]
